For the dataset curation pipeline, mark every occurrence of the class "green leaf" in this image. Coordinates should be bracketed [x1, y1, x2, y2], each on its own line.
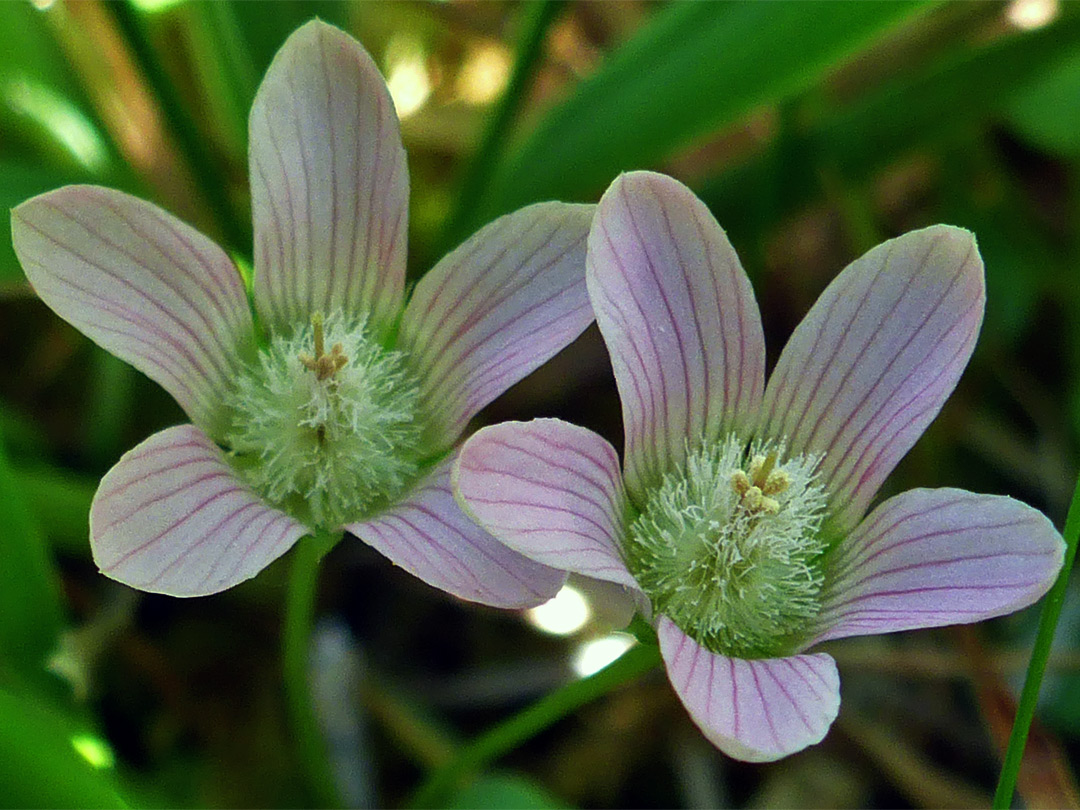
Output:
[474, 1, 933, 227]
[448, 773, 569, 810]
[0, 3, 118, 178]
[1004, 45, 1080, 156]
[13, 463, 96, 556]
[698, 14, 1080, 242]
[184, 1, 261, 153]
[0, 402, 49, 458]
[0, 425, 64, 674]
[0, 688, 127, 809]
[0, 3, 90, 106]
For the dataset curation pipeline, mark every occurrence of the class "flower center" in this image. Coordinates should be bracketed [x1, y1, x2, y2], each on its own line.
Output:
[225, 312, 424, 529]
[624, 434, 829, 659]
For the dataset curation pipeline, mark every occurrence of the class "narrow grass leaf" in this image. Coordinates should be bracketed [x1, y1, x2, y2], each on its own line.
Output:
[475, 1, 933, 226]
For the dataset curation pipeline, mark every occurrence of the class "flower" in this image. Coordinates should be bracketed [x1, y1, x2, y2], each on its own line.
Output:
[453, 171, 1065, 760]
[11, 20, 595, 607]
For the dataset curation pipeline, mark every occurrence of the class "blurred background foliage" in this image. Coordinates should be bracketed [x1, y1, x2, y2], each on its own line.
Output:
[3, 0, 1080, 807]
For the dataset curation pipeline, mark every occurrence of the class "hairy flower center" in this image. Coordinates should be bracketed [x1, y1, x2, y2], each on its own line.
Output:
[225, 312, 423, 529]
[625, 434, 829, 659]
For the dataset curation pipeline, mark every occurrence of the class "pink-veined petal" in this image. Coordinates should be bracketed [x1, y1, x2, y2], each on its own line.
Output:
[813, 488, 1064, 643]
[401, 203, 594, 453]
[91, 425, 308, 597]
[250, 20, 407, 337]
[587, 172, 765, 507]
[761, 225, 984, 531]
[454, 419, 639, 591]
[347, 452, 566, 609]
[12, 186, 254, 439]
[658, 617, 839, 762]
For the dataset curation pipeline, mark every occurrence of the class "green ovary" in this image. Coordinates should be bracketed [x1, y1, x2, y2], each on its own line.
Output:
[625, 434, 829, 659]
[225, 312, 424, 530]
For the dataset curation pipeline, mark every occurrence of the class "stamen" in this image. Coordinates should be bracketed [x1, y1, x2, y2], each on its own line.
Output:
[763, 469, 791, 496]
[732, 451, 787, 515]
[626, 435, 828, 659]
[299, 313, 350, 381]
[226, 312, 423, 529]
[731, 470, 751, 496]
[313, 311, 325, 358]
[750, 450, 777, 489]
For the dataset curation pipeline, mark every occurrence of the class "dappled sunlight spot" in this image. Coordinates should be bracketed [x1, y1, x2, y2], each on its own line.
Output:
[71, 734, 115, 770]
[1005, 0, 1058, 30]
[3, 78, 109, 173]
[571, 633, 635, 678]
[526, 583, 591, 636]
[385, 35, 431, 119]
[456, 42, 511, 105]
[130, 0, 186, 12]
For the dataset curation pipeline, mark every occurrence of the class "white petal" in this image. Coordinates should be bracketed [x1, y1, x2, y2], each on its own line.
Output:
[587, 172, 765, 505]
[761, 226, 984, 531]
[454, 419, 639, 590]
[250, 20, 408, 336]
[402, 203, 594, 453]
[346, 453, 566, 609]
[814, 488, 1064, 643]
[12, 186, 254, 439]
[91, 425, 308, 597]
[659, 617, 840, 762]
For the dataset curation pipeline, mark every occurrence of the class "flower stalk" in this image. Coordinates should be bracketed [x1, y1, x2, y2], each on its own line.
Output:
[992, 472, 1080, 809]
[408, 642, 662, 808]
[283, 530, 342, 809]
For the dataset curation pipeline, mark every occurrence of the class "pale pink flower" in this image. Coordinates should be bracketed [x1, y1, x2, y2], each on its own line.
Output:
[11, 21, 594, 606]
[454, 171, 1065, 760]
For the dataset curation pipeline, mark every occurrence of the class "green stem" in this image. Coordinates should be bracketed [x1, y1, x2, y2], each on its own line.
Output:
[408, 642, 662, 808]
[438, 0, 564, 254]
[359, 675, 460, 770]
[105, 0, 250, 253]
[283, 531, 341, 808]
[992, 475, 1080, 808]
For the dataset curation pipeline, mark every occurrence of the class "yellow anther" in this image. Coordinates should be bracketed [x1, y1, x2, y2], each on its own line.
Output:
[763, 469, 791, 496]
[760, 495, 780, 514]
[299, 314, 349, 381]
[742, 485, 763, 511]
[731, 470, 751, 496]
